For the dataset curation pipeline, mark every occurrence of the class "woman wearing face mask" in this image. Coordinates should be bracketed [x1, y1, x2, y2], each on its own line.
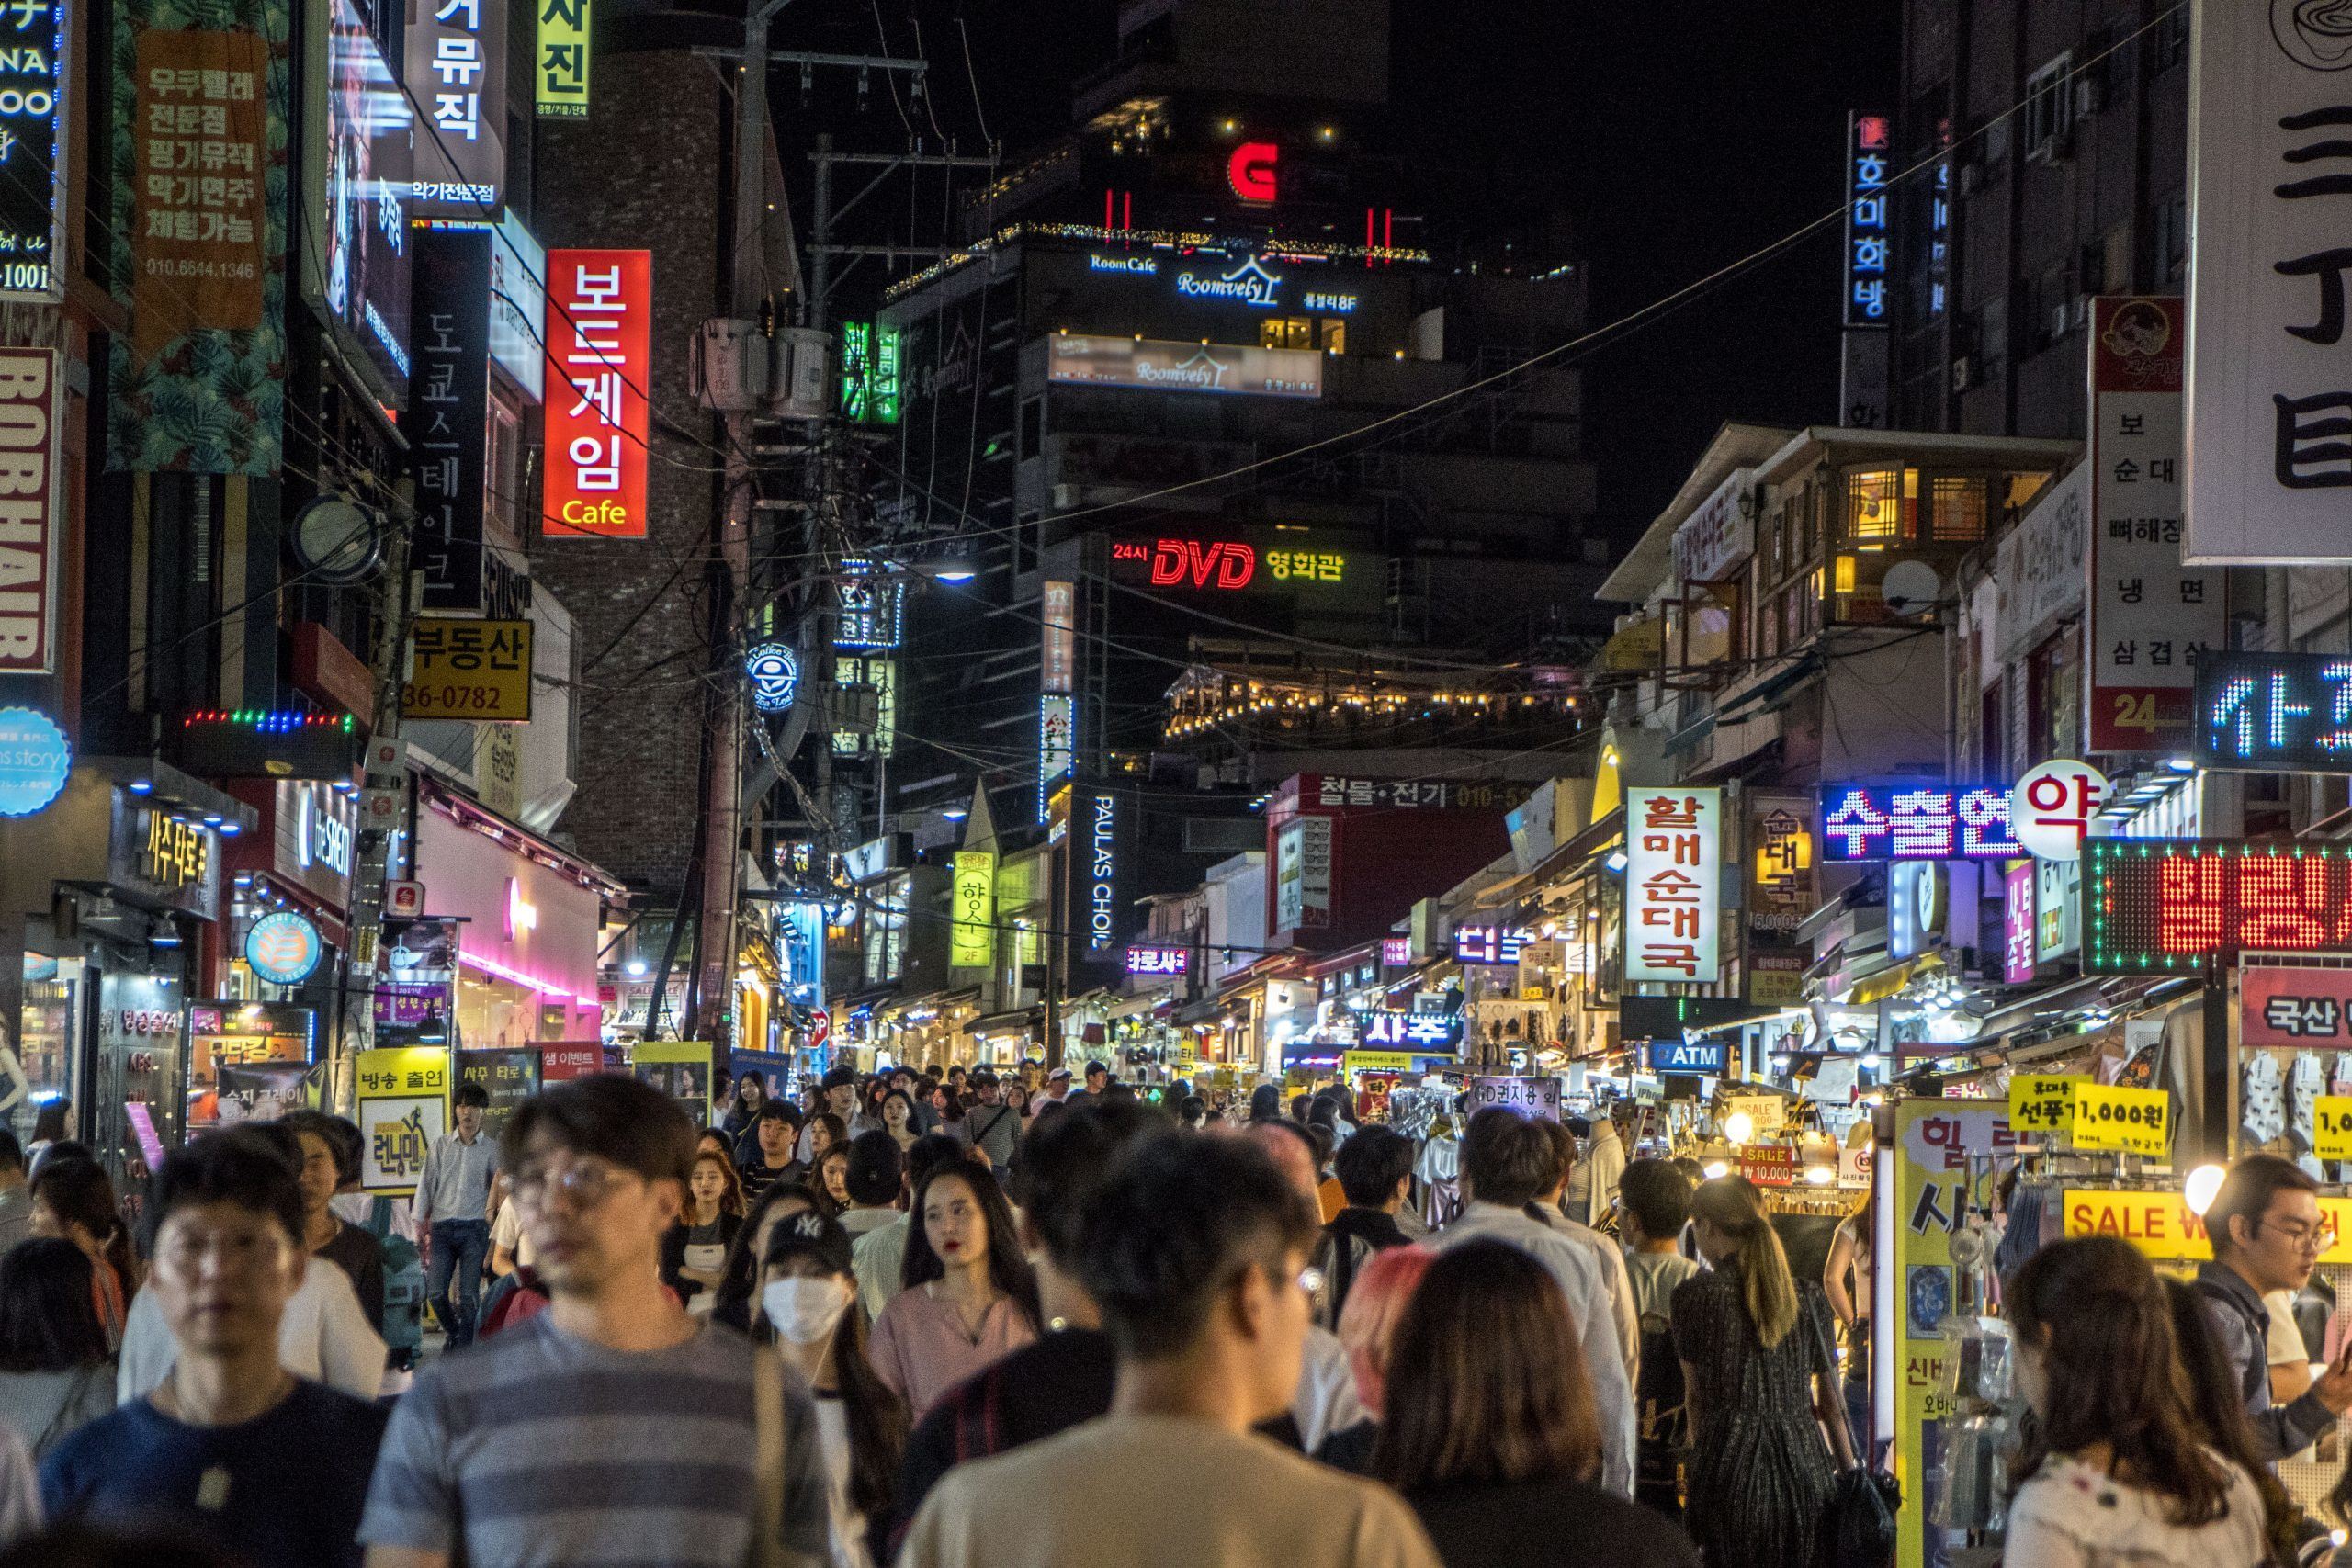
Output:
[760, 1210, 908, 1568]
[867, 1158, 1040, 1419]
[710, 1180, 819, 1334]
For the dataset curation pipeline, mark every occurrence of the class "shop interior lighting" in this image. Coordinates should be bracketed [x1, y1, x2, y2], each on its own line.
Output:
[2185, 1164, 2227, 1216]
[624, 958, 648, 978]
[129, 779, 152, 795]
[1702, 1160, 1730, 1179]
[1723, 1111, 1755, 1145]
[1804, 1166, 1835, 1186]
[2164, 756, 2197, 773]
[1604, 850, 1629, 874]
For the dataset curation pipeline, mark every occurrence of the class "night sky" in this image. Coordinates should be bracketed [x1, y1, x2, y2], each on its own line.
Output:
[815, 0, 1904, 548]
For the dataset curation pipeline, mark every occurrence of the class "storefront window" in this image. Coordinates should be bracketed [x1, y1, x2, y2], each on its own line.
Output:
[187, 1001, 316, 1131]
[1846, 468, 1913, 545]
[14, 955, 80, 1146]
[94, 969, 188, 1212]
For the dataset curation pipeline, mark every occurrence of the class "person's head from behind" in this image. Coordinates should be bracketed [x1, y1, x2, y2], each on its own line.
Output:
[1688, 1175, 1801, 1347]
[1335, 1126, 1413, 1213]
[1178, 1096, 1206, 1130]
[0, 1127, 22, 1181]
[28, 1101, 66, 1145]
[1615, 1158, 1692, 1248]
[1244, 1119, 1321, 1209]
[2206, 1154, 2327, 1294]
[140, 1130, 307, 1360]
[1337, 1244, 1434, 1415]
[502, 1075, 695, 1299]
[755, 1100, 799, 1165]
[1077, 1134, 1319, 1425]
[1248, 1084, 1282, 1122]
[0, 1236, 107, 1371]
[843, 1130, 904, 1208]
[1532, 1119, 1577, 1202]
[1375, 1239, 1602, 1490]
[1010, 1097, 1173, 1273]
[2007, 1236, 2230, 1523]
[276, 1109, 348, 1223]
[452, 1079, 490, 1139]
[1460, 1108, 1555, 1210]
[321, 1115, 365, 1194]
[30, 1158, 120, 1263]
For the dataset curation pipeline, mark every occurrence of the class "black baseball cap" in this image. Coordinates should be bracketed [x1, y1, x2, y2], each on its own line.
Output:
[763, 1208, 853, 1276]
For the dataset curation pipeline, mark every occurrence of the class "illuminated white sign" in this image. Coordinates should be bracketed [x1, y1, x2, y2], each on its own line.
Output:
[1125, 944, 1187, 976]
[1623, 788, 1723, 983]
[1173, 254, 1284, 309]
[2009, 760, 2110, 862]
[1038, 694, 1074, 818]
[1087, 253, 1156, 275]
[296, 784, 355, 877]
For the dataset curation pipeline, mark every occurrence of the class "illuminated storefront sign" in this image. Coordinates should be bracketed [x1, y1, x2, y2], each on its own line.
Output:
[317, 0, 413, 401]
[1362, 1010, 1457, 1050]
[1087, 253, 1156, 275]
[1227, 141, 1277, 202]
[831, 655, 894, 758]
[1041, 581, 1076, 694]
[2085, 840, 2352, 973]
[406, 0, 506, 218]
[1046, 334, 1322, 400]
[1125, 944, 1187, 976]
[1648, 1037, 1728, 1076]
[0, 348, 61, 671]
[1624, 788, 1722, 983]
[485, 211, 545, 398]
[1273, 816, 1333, 932]
[2005, 862, 2036, 982]
[950, 851, 994, 968]
[295, 784, 354, 879]
[744, 642, 798, 712]
[245, 910, 324, 986]
[535, 0, 589, 118]
[402, 617, 532, 721]
[834, 559, 902, 649]
[406, 226, 491, 610]
[1453, 924, 1524, 965]
[1819, 784, 2021, 861]
[1172, 254, 1283, 308]
[839, 321, 901, 424]
[2196, 651, 2352, 772]
[1107, 535, 1350, 594]
[542, 248, 650, 537]
[0, 705, 67, 816]
[2009, 759, 2109, 861]
[1037, 694, 1074, 817]
[0, 0, 62, 299]
[1843, 112, 1890, 327]
[1381, 937, 1411, 966]
[2242, 964, 2352, 1047]
[1080, 787, 1127, 964]
[1747, 792, 1814, 931]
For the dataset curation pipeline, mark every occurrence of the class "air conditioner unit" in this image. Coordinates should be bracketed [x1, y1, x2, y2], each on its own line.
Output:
[1951, 355, 1975, 392]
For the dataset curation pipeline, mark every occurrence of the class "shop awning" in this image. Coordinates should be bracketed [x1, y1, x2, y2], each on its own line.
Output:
[967, 1007, 1043, 1037]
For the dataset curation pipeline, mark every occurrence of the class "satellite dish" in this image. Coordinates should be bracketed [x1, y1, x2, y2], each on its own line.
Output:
[289, 495, 383, 586]
[1881, 559, 1942, 620]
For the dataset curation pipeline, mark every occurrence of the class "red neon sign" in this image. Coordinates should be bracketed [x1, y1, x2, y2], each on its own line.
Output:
[1227, 141, 1278, 203]
[2086, 840, 2352, 972]
[543, 248, 651, 539]
[1112, 537, 1258, 591]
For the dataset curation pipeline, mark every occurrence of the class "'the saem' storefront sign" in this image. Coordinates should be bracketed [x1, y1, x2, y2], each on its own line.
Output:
[543, 249, 650, 537]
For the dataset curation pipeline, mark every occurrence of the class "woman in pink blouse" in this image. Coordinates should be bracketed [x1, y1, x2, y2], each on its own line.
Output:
[867, 1157, 1040, 1417]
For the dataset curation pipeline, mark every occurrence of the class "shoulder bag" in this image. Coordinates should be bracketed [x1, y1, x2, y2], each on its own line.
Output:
[1810, 1295, 1897, 1568]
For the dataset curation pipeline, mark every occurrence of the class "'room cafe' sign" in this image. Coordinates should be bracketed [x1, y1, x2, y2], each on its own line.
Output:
[2063, 1188, 2352, 1266]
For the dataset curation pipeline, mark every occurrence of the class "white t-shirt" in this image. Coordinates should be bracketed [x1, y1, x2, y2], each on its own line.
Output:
[2003, 1451, 2270, 1568]
[117, 1257, 386, 1404]
[491, 1196, 536, 1269]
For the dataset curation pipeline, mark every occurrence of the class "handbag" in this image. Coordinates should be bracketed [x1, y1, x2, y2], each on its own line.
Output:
[1812, 1299, 1898, 1568]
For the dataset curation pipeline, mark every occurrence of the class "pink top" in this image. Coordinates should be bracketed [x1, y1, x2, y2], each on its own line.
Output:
[867, 1286, 1038, 1418]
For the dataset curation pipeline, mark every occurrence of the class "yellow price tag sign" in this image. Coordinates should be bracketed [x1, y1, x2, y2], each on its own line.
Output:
[2315, 1097, 2352, 1162]
[2007, 1073, 2084, 1137]
[2071, 1083, 2170, 1156]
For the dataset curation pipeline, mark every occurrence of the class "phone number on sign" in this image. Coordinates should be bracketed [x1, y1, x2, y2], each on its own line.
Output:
[401, 682, 518, 716]
[141, 259, 259, 280]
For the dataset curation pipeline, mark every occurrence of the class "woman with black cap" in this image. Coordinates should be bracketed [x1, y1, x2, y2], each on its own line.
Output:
[758, 1209, 908, 1568]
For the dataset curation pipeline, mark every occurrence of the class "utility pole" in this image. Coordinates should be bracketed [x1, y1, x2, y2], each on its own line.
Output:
[348, 481, 418, 1103]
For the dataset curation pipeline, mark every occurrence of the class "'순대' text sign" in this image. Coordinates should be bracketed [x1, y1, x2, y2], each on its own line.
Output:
[1624, 787, 1722, 983]
[543, 249, 649, 538]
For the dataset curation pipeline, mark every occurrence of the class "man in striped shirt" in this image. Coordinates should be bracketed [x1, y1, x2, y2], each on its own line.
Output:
[361, 1075, 831, 1568]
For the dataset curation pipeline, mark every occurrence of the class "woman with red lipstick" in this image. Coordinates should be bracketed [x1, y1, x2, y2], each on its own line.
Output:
[868, 1159, 1039, 1419]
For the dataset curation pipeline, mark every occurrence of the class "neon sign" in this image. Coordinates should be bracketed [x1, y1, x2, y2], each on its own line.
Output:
[1087, 253, 1157, 275]
[1363, 1010, 1458, 1050]
[1108, 537, 1349, 594]
[1454, 924, 1524, 964]
[1227, 141, 1277, 203]
[542, 248, 651, 538]
[1844, 112, 1891, 326]
[2086, 840, 2352, 973]
[744, 642, 799, 713]
[1125, 944, 1188, 976]
[1173, 254, 1283, 308]
[2196, 651, 2352, 773]
[1818, 784, 2022, 861]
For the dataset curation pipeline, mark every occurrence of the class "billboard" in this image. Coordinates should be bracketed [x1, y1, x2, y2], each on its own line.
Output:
[406, 0, 506, 219]
[543, 248, 650, 537]
[406, 227, 492, 610]
[0, 0, 63, 299]
[312, 0, 413, 404]
[1045, 333, 1322, 400]
[2085, 839, 2352, 973]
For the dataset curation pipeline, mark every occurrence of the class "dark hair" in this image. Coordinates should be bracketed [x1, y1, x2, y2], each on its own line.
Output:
[733, 1076, 767, 1109]
[28, 1103, 65, 1145]
[1375, 1239, 1602, 1489]
[691, 1148, 744, 1217]
[820, 1066, 856, 1091]
[756, 1099, 802, 1128]
[808, 1112, 847, 1151]
[34, 1158, 139, 1295]
[0, 1237, 107, 1371]
[710, 1180, 820, 1332]
[906, 1133, 967, 1191]
[0, 1521, 252, 1568]
[2164, 1280, 2304, 1565]
[1009, 1099, 1175, 1266]
[277, 1109, 353, 1187]
[453, 1081, 491, 1111]
[843, 1130, 905, 1207]
[1177, 1096, 1205, 1128]
[877, 1089, 919, 1129]
[1248, 1085, 1283, 1122]
[814, 1145, 852, 1216]
[902, 1160, 1040, 1328]
[0, 1127, 22, 1175]
[1305, 1097, 1340, 1133]
[140, 1131, 304, 1255]
[322, 1116, 365, 1188]
[2206, 1154, 2320, 1260]
[1616, 1159, 1692, 1242]
[1335, 1127, 1413, 1208]
[502, 1075, 695, 1188]
[1689, 1176, 1801, 1348]
[1076, 1133, 1317, 1359]
[2007, 1236, 2231, 1527]
[1460, 1108, 1556, 1209]
[759, 1216, 907, 1523]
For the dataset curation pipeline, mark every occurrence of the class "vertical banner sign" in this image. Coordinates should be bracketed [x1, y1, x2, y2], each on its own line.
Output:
[1069, 786, 1131, 976]
[1890, 1100, 2017, 1568]
[1843, 113, 1892, 327]
[535, 0, 588, 118]
[406, 0, 507, 220]
[0, 349, 58, 672]
[2184, 4, 2352, 559]
[0, 0, 63, 299]
[542, 248, 650, 538]
[1039, 580, 1076, 820]
[949, 851, 995, 968]
[405, 227, 492, 610]
[115, 19, 281, 474]
[1746, 791, 1815, 995]
[2003, 861, 2036, 983]
[356, 1045, 450, 1196]
[631, 1040, 712, 1125]
[313, 0, 413, 404]
[1624, 787, 1723, 983]
[2089, 298, 2221, 749]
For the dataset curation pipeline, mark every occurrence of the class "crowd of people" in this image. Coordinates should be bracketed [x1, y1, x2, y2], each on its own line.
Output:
[0, 1063, 2337, 1565]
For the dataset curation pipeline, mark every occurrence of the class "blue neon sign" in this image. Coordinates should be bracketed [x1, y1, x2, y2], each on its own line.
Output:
[2196, 651, 2352, 772]
[1818, 783, 2022, 861]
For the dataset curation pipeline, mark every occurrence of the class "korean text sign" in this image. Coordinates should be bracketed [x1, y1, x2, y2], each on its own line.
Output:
[1623, 787, 1721, 983]
[1843, 113, 1891, 327]
[536, 0, 588, 118]
[405, 227, 491, 609]
[2085, 839, 2352, 973]
[2196, 651, 2352, 773]
[2183, 7, 2352, 560]
[0, 0, 62, 299]
[407, 0, 507, 218]
[1467, 1076, 1561, 1122]
[403, 616, 532, 721]
[2241, 964, 2352, 1048]
[356, 1045, 449, 1196]
[1819, 783, 2020, 861]
[130, 29, 268, 364]
[949, 851, 994, 968]
[543, 248, 649, 538]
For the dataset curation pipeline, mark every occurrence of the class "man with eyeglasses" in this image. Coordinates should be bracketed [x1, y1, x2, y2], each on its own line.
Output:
[2193, 1153, 2352, 1461]
[899, 1133, 1442, 1568]
[41, 1128, 389, 1568]
[361, 1074, 831, 1568]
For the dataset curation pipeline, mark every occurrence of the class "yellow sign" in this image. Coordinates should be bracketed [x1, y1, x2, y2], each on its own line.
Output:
[950, 851, 996, 968]
[536, 0, 590, 118]
[2007, 1073, 2085, 1138]
[633, 1041, 714, 1125]
[2071, 1082, 2170, 1156]
[1720, 1092, 1785, 1137]
[356, 1046, 450, 1198]
[2065, 1186, 2352, 1267]
[141, 809, 213, 888]
[1343, 1050, 1419, 1075]
[404, 618, 533, 722]
[2318, 1096, 2352, 1162]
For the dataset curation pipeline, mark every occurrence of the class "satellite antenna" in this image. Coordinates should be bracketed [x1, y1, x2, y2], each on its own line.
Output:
[1881, 559, 1942, 620]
